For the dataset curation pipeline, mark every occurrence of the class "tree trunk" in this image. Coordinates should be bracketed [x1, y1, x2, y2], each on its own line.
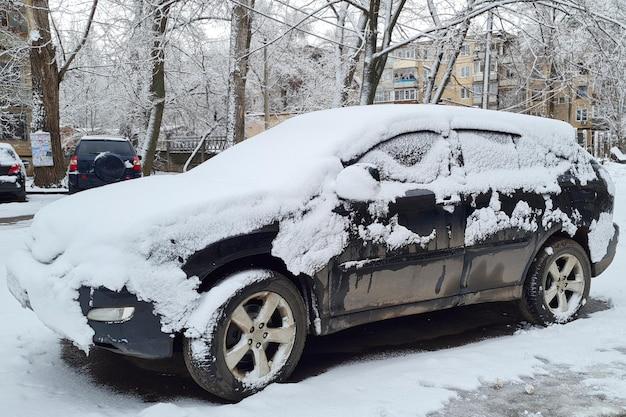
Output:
[431, 1, 474, 104]
[24, 0, 65, 187]
[141, 1, 171, 176]
[359, 0, 381, 105]
[226, 0, 255, 146]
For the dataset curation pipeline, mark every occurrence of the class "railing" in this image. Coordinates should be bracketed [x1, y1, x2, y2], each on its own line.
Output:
[157, 136, 228, 153]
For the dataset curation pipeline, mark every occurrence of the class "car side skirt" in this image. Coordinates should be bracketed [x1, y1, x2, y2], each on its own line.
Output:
[322, 285, 522, 335]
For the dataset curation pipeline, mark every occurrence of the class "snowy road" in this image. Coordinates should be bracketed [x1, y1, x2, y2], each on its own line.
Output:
[2, 168, 626, 417]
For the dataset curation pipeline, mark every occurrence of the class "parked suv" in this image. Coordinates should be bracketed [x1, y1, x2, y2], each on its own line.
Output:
[68, 136, 142, 193]
[0, 143, 26, 201]
[8, 105, 618, 402]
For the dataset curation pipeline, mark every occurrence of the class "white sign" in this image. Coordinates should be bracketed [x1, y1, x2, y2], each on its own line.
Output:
[30, 131, 54, 167]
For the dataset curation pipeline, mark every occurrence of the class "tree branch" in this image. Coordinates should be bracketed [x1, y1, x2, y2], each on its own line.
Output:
[58, 0, 99, 83]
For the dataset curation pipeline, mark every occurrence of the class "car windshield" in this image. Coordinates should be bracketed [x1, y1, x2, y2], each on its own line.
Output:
[0, 147, 18, 166]
[77, 140, 134, 157]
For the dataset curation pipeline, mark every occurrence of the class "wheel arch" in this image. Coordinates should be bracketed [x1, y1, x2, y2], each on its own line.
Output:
[193, 251, 322, 336]
[521, 226, 592, 285]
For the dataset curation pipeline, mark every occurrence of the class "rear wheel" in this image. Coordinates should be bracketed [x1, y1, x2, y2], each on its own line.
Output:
[183, 271, 307, 401]
[519, 238, 591, 324]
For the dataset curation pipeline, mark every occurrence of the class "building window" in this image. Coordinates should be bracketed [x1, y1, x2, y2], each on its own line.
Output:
[459, 66, 471, 77]
[0, 11, 8, 28]
[576, 85, 588, 98]
[394, 47, 416, 60]
[0, 113, 27, 141]
[558, 96, 568, 104]
[576, 108, 588, 123]
[473, 60, 496, 74]
[395, 89, 417, 101]
[375, 89, 393, 103]
[460, 44, 470, 56]
[460, 88, 470, 99]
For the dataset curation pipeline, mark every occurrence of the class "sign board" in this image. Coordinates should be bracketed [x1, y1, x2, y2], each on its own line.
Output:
[30, 131, 54, 167]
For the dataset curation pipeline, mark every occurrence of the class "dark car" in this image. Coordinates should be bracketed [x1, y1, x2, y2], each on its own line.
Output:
[8, 105, 619, 402]
[0, 143, 26, 201]
[68, 136, 142, 193]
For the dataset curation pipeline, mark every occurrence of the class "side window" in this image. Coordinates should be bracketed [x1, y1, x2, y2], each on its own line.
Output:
[358, 131, 448, 183]
[457, 130, 519, 174]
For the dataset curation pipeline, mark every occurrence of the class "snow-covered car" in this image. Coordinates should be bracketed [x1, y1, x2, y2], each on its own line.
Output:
[0, 143, 26, 201]
[7, 105, 618, 401]
[67, 135, 142, 193]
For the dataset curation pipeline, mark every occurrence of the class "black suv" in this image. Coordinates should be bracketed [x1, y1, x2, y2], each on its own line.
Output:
[8, 106, 619, 402]
[68, 136, 142, 193]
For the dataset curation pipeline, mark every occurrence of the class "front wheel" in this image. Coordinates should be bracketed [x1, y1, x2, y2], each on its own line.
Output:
[183, 270, 307, 401]
[519, 238, 591, 324]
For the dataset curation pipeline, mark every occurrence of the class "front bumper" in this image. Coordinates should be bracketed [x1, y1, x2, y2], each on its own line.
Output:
[78, 287, 174, 359]
[592, 223, 619, 277]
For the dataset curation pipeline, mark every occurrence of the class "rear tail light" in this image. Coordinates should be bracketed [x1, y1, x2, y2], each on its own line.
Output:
[69, 155, 78, 172]
[132, 155, 141, 172]
[7, 163, 20, 175]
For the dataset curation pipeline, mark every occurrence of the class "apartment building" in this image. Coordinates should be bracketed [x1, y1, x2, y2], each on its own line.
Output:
[373, 32, 603, 153]
[0, 8, 32, 165]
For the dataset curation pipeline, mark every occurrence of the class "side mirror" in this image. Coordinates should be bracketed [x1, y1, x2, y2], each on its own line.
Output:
[335, 163, 381, 202]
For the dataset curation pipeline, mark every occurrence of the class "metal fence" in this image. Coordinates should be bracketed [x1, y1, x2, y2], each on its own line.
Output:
[157, 136, 228, 154]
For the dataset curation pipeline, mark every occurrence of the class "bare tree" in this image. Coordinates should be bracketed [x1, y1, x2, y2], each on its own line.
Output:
[360, 0, 407, 105]
[140, 0, 173, 176]
[23, 0, 98, 187]
[226, 0, 255, 146]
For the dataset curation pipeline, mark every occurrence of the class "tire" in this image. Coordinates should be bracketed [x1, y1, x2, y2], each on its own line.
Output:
[183, 270, 307, 401]
[519, 238, 591, 325]
[15, 188, 26, 202]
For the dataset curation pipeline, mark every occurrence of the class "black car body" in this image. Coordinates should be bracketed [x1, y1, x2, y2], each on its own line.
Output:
[68, 136, 142, 193]
[0, 143, 26, 201]
[8, 105, 619, 400]
[78, 132, 617, 357]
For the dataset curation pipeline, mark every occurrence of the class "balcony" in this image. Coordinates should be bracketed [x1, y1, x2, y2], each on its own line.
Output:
[393, 78, 418, 88]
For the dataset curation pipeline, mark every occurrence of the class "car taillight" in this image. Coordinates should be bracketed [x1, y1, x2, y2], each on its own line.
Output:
[69, 155, 78, 172]
[132, 155, 141, 172]
[7, 163, 20, 175]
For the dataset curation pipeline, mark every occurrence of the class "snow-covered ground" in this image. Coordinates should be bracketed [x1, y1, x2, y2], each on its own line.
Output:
[1, 165, 626, 417]
[0, 195, 63, 222]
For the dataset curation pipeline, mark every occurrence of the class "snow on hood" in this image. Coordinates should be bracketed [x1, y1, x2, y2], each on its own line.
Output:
[6, 104, 596, 350]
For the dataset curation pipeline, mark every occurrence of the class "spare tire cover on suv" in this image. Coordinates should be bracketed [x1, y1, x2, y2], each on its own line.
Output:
[94, 152, 125, 182]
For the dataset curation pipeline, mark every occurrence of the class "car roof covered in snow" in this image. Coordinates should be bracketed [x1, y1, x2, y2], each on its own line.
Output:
[232, 104, 576, 163]
[80, 135, 129, 142]
[0, 143, 20, 165]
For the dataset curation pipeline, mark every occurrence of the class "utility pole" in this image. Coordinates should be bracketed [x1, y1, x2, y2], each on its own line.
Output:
[481, 11, 493, 109]
[263, 38, 270, 130]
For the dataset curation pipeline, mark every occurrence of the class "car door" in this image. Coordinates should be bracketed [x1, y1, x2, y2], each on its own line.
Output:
[455, 129, 539, 294]
[329, 131, 465, 316]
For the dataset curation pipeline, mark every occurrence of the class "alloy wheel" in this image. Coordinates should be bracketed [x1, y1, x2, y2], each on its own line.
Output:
[223, 291, 297, 382]
[543, 253, 585, 316]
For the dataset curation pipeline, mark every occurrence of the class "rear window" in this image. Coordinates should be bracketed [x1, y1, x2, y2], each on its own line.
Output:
[77, 140, 134, 157]
[457, 130, 519, 174]
[0, 147, 18, 165]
